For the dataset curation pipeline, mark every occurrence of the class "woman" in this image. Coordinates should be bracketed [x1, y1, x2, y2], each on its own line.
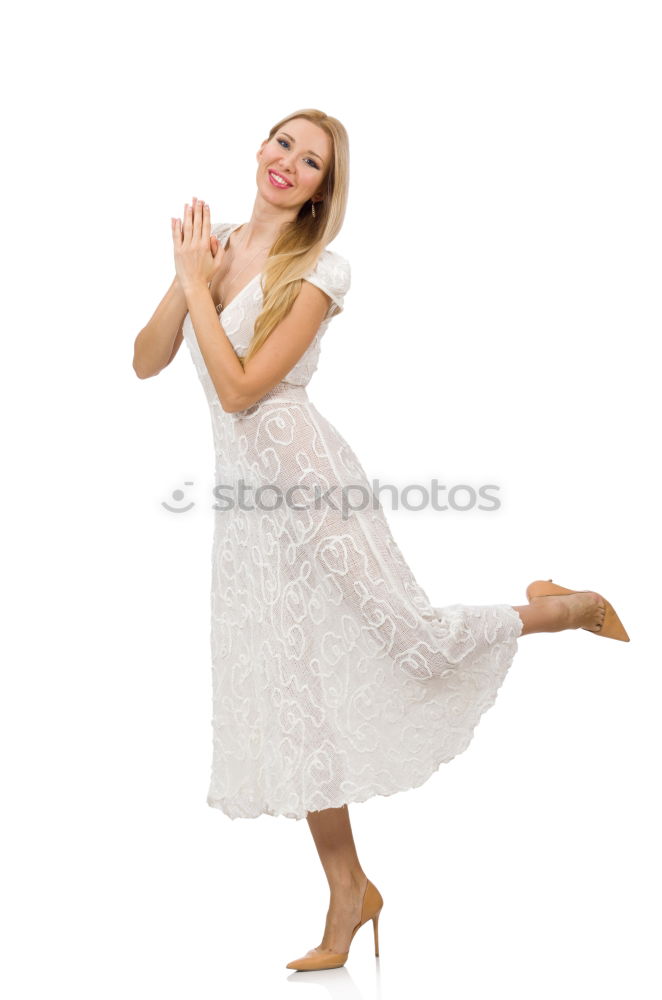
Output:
[132, 108, 630, 972]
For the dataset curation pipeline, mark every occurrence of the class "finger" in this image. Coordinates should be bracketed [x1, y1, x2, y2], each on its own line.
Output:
[194, 198, 204, 241]
[202, 201, 211, 241]
[183, 203, 192, 241]
[192, 198, 199, 240]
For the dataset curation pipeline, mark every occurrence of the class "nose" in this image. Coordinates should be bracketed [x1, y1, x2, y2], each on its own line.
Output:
[275, 151, 296, 174]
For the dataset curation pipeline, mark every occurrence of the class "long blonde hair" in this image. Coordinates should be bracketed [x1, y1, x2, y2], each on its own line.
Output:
[237, 108, 350, 367]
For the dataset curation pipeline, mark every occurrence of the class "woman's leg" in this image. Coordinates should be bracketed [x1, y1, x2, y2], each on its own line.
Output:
[304, 804, 369, 954]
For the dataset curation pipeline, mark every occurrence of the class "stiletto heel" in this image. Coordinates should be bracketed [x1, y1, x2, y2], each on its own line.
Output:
[526, 579, 630, 642]
[286, 878, 384, 971]
[373, 910, 380, 957]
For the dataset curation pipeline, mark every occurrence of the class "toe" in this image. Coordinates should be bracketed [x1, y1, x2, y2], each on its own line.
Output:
[593, 594, 606, 630]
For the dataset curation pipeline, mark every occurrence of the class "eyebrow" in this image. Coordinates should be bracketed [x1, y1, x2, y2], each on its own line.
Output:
[280, 131, 325, 164]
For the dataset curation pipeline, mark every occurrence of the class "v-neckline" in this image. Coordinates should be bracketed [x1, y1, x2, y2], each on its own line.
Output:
[214, 223, 262, 315]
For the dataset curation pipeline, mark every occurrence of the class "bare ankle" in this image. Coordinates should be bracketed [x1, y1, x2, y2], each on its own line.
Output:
[520, 595, 571, 634]
[551, 595, 572, 631]
[328, 869, 367, 896]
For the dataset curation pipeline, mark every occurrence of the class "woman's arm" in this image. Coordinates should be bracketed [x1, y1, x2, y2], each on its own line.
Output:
[184, 280, 331, 412]
[132, 274, 190, 379]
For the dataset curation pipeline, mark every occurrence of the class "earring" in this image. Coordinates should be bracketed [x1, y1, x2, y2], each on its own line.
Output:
[311, 200, 316, 219]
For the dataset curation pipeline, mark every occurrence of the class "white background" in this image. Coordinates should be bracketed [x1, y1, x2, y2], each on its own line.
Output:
[2, 1, 660, 997]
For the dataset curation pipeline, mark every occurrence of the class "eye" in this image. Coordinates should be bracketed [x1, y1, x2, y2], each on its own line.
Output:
[277, 137, 320, 170]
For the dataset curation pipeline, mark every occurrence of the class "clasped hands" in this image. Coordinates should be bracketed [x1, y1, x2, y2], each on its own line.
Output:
[171, 196, 225, 296]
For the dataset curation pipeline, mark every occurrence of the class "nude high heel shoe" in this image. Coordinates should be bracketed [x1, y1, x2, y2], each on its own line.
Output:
[526, 579, 630, 641]
[285, 878, 383, 972]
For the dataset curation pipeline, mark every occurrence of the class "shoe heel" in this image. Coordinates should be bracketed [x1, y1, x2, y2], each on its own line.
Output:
[372, 908, 381, 957]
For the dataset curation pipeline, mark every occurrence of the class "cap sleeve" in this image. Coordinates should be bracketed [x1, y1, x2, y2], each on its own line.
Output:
[303, 249, 351, 320]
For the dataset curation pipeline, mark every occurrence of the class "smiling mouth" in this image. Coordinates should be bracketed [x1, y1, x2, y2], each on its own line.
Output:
[268, 169, 293, 188]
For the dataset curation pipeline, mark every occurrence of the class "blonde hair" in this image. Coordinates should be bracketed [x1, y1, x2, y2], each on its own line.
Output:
[237, 108, 350, 367]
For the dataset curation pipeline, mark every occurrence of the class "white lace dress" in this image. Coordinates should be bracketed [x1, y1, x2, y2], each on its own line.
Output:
[182, 221, 523, 821]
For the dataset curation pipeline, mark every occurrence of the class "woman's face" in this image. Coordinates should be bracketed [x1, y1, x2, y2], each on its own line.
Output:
[256, 118, 332, 211]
